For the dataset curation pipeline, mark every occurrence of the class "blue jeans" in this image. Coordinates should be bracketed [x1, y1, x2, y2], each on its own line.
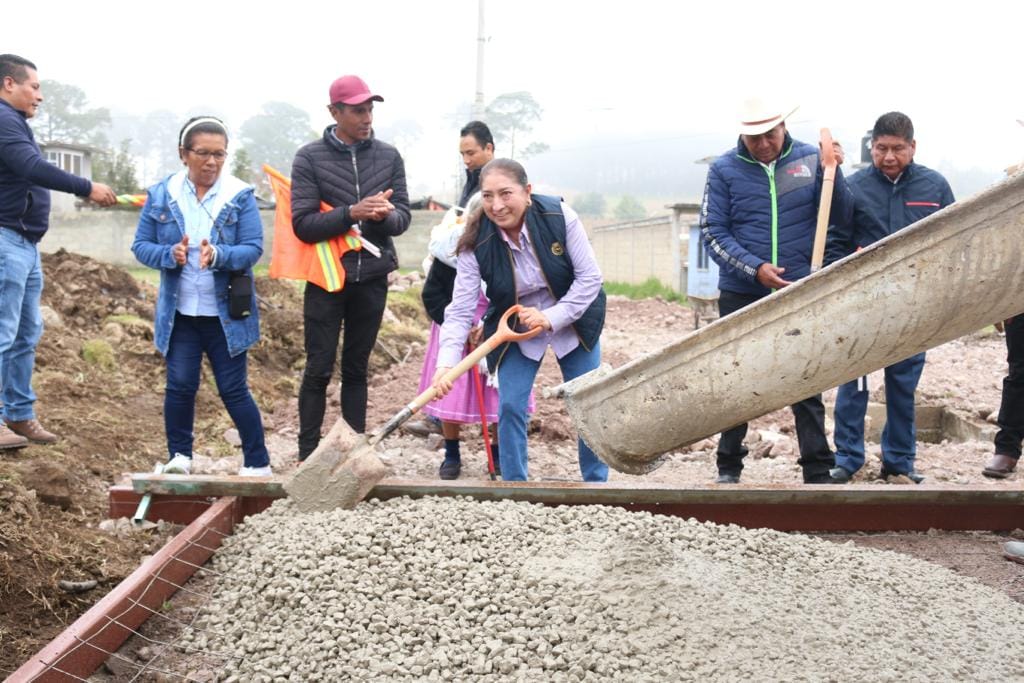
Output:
[833, 352, 926, 475]
[496, 341, 608, 482]
[165, 314, 269, 467]
[0, 228, 43, 422]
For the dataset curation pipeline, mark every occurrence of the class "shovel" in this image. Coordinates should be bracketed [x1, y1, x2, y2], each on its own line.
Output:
[810, 127, 838, 273]
[284, 305, 542, 512]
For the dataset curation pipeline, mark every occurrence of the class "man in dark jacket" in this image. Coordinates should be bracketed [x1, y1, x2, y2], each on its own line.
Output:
[291, 74, 410, 460]
[419, 120, 495, 331]
[701, 97, 853, 484]
[0, 54, 115, 450]
[825, 112, 954, 484]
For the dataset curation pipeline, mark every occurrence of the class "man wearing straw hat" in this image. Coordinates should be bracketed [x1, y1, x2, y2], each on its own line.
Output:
[700, 97, 853, 484]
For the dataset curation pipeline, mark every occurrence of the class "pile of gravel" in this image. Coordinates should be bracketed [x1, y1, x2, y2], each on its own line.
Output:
[181, 497, 1024, 681]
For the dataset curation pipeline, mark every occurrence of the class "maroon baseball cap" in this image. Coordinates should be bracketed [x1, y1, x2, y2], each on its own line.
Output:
[329, 75, 384, 106]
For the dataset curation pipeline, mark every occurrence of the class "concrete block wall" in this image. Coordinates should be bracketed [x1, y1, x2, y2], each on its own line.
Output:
[41, 208, 442, 272]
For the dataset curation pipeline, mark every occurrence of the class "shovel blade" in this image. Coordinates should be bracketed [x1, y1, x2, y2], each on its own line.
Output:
[284, 417, 389, 512]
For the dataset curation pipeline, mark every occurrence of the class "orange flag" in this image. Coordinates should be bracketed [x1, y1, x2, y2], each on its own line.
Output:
[263, 164, 359, 292]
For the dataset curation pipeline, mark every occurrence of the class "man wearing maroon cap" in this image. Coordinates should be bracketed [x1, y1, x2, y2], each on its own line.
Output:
[291, 74, 410, 460]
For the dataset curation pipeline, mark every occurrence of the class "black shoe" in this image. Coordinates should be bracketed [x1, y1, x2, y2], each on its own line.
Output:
[828, 467, 853, 484]
[438, 458, 461, 480]
[805, 472, 840, 484]
[716, 473, 740, 484]
[880, 466, 925, 484]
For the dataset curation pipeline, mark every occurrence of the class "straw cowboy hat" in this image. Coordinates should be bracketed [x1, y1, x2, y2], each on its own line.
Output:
[738, 98, 799, 136]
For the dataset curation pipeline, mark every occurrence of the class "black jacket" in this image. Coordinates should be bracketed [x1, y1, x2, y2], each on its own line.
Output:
[474, 194, 606, 372]
[422, 260, 456, 325]
[291, 126, 411, 284]
[459, 167, 482, 208]
[825, 162, 955, 265]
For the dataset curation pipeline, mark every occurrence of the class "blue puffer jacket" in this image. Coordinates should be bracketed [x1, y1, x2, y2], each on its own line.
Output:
[824, 162, 955, 264]
[701, 134, 853, 296]
[131, 171, 262, 357]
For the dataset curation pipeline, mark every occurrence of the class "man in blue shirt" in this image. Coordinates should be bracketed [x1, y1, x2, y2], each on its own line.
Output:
[825, 112, 955, 484]
[0, 54, 116, 449]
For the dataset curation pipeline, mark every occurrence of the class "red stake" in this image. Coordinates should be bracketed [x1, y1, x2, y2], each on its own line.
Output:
[470, 350, 497, 480]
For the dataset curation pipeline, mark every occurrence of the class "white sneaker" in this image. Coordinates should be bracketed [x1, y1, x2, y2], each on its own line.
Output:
[238, 465, 273, 477]
[164, 453, 192, 475]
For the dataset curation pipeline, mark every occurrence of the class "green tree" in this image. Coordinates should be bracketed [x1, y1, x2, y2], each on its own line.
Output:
[574, 192, 606, 218]
[139, 109, 184, 182]
[520, 141, 550, 160]
[485, 91, 548, 159]
[92, 139, 140, 194]
[239, 102, 317, 174]
[231, 147, 254, 184]
[31, 80, 110, 146]
[376, 119, 422, 153]
[613, 195, 646, 221]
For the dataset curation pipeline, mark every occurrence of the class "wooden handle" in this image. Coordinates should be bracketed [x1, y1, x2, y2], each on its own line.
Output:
[406, 305, 542, 413]
[811, 128, 837, 273]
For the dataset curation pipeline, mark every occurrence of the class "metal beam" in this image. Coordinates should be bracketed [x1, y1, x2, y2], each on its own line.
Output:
[126, 476, 1024, 532]
[12, 497, 240, 682]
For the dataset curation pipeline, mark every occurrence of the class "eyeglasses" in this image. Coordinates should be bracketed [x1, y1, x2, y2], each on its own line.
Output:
[188, 149, 228, 160]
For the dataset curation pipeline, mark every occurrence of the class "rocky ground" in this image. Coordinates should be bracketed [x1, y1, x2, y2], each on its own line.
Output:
[1, 250, 1022, 675]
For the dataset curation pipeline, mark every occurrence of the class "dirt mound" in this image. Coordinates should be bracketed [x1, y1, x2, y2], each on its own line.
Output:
[0, 253, 436, 671]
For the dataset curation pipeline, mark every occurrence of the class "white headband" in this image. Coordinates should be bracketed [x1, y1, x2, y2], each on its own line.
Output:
[179, 117, 227, 147]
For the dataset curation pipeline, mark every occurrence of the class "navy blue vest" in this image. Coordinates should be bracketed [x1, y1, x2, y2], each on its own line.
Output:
[474, 194, 606, 371]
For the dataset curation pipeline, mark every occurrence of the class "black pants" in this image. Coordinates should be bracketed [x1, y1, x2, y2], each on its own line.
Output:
[715, 289, 834, 482]
[298, 277, 388, 460]
[994, 315, 1024, 458]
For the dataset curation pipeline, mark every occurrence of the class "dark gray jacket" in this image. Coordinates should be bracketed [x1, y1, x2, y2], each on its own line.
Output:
[291, 126, 411, 284]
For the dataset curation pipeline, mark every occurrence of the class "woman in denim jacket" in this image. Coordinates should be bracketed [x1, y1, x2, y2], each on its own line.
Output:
[132, 116, 270, 476]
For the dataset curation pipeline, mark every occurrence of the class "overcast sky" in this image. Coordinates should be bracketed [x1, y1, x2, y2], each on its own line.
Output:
[7, 0, 1021, 196]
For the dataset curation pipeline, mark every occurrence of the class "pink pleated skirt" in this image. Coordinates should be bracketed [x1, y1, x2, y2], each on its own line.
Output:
[417, 296, 535, 424]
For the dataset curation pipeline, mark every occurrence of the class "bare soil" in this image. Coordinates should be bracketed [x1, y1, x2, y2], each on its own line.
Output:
[1, 251, 1022, 675]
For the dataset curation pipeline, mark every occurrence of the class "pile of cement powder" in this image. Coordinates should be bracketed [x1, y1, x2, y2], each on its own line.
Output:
[180, 497, 1024, 681]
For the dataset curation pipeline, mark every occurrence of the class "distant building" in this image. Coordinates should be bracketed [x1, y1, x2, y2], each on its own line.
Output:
[39, 141, 97, 214]
[409, 197, 451, 211]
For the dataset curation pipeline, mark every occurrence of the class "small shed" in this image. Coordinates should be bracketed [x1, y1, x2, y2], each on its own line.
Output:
[39, 141, 96, 214]
[686, 221, 720, 327]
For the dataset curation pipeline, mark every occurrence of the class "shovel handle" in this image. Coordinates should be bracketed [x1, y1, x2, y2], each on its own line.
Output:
[369, 306, 543, 446]
[811, 128, 837, 273]
[410, 305, 541, 414]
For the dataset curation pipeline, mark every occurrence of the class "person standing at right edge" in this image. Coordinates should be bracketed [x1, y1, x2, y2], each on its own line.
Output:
[984, 315, 1024, 479]
[290, 75, 410, 461]
[701, 97, 853, 484]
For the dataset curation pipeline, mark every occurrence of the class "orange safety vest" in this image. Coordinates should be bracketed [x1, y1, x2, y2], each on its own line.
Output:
[263, 164, 361, 292]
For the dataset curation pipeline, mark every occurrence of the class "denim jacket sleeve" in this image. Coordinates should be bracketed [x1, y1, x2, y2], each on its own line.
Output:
[211, 191, 263, 271]
[131, 191, 179, 270]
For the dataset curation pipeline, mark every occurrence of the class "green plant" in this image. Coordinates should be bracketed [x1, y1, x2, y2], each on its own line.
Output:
[604, 278, 687, 304]
[81, 339, 116, 369]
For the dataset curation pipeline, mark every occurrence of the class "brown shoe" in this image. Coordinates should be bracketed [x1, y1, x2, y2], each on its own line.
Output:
[0, 424, 28, 449]
[983, 453, 1018, 479]
[5, 418, 58, 444]
[402, 417, 443, 438]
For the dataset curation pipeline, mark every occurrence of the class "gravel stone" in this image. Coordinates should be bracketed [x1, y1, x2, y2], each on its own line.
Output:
[185, 497, 1024, 680]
